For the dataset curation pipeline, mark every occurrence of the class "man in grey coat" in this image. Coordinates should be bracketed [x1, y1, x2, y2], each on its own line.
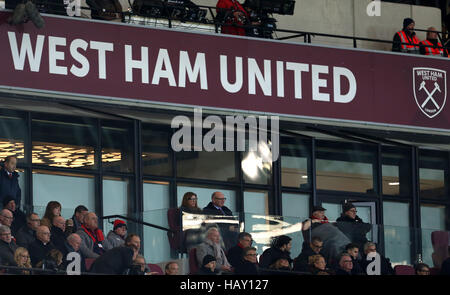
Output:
[196, 227, 231, 273]
[76, 212, 112, 258]
[106, 219, 127, 249]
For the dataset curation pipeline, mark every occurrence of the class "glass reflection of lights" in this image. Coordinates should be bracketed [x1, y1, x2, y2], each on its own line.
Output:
[241, 141, 273, 179]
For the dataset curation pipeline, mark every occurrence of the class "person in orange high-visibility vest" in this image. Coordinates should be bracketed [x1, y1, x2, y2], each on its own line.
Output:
[420, 27, 448, 57]
[392, 18, 421, 54]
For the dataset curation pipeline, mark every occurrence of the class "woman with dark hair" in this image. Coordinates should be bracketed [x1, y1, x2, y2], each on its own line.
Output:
[415, 263, 430, 275]
[174, 192, 204, 252]
[180, 192, 202, 214]
[258, 235, 293, 269]
[40, 201, 62, 229]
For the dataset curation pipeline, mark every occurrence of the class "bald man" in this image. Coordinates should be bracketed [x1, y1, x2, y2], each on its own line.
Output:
[51, 216, 69, 253]
[62, 233, 86, 273]
[76, 212, 112, 258]
[28, 225, 56, 267]
[420, 27, 447, 56]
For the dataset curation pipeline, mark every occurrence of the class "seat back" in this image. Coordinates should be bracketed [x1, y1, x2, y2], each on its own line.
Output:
[431, 231, 449, 269]
[85, 258, 96, 271]
[167, 208, 184, 252]
[148, 263, 164, 275]
[394, 265, 415, 275]
[189, 247, 199, 275]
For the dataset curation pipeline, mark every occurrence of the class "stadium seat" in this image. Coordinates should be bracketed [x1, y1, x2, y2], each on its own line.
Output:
[431, 231, 449, 269]
[188, 247, 199, 275]
[430, 267, 440, 275]
[394, 265, 415, 275]
[85, 258, 96, 271]
[148, 263, 164, 275]
[167, 208, 185, 252]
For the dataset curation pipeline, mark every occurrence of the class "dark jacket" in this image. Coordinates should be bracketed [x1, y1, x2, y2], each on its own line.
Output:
[0, 169, 21, 208]
[440, 257, 450, 275]
[227, 243, 245, 268]
[61, 242, 86, 274]
[28, 239, 56, 267]
[350, 256, 365, 275]
[335, 214, 371, 248]
[195, 266, 219, 275]
[51, 226, 68, 254]
[235, 260, 259, 275]
[203, 202, 233, 216]
[90, 246, 135, 275]
[259, 247, 292, 269]
[360, 253, 395, 275]
[15, 226, 36, 249]
[293, 246, 324, 272]
[335, 267, 352, 275]
[0, 239, 18, 266]
[71, 215, 82, 233]
[10, 209, 27, 236]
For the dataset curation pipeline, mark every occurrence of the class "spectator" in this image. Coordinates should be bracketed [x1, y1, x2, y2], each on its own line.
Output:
[293, 236, 324, 272]
[15, 213, 40, 249]
[196, 227, 232, 273]
[392, 18, 420, 54]
[6, 0, 45, 28]
[336, 203, 371, 250]
[420, 27, 447, 57]
[76, 212, 112, 258]
[86, 0, 123, 21]
[345, 243, 364, 275]
[234, 246, 259, 275]
[28, 225, 55, 267]
[335, 253, 354, 275]
[259, 235, 292, 269]
[40, 201, 62, 229]
[415, 263, 430, 275]
[360, 242, 394, 275]
[127, 255, 159, 275]
[440, 246, 450, 275]
[180, 192, 203, 214]
[0, 225, 18, 266]
[216, 0, 249, 36]
[61, 233, 86, 274]
[301, 206, 329, 249]
[13, 247, 32, 275]
[35, 249, 65, 274]
[227, 232, 253, 268]
[178, 192, 203, 252]
[203, 191, 238, 250]
[196, 254, 219, 275]
[3, 197, 26, 236]
[106, 219, 127, 249]
[165, 261, 180, 275]
[263, 257, 293, 275]
[89, 234, 140, 275]
[0, 209, 14, 234]
[309, 254, 333, 275]
[51, 216, 69, 253]
[0, 156, 22, 208]
[71, 205, 88, 233]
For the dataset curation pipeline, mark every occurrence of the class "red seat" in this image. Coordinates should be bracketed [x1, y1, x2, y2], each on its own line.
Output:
[85, 258, 96, 271]
[430, 267, 440, 275]
[394, 265, 415, 275]
[167, 208, 185, 252]
[148, 263, 164, 275]
[431, 231, 449, 269]
[189, 247, 199, 275]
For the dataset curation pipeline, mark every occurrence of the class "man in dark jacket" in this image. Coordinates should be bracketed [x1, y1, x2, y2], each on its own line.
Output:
[71, 205, 88, 233]
[0, 225, 18, 266]
[293, 236, 325, 272]
[28, 225, 56, 267]
[51, 216, 69, 253]
[227, 232, 252, 268]
[259, 235, 292, 269]
[16, 212, 40, 249]
[360, 242, 394, 275]
[62, 233, 86, 274]
[336, 203, 371, 250]
[335, 253, 353, 275]
[0, 156, 22, 209]
[235, 247, 259, 275]
[392, 18, 420, 54]
[345, 243, 364, 275]
[203, 191, 238, 250]
[3, 197, 26, 235]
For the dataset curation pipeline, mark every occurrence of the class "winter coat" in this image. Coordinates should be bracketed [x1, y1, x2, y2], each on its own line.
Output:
[202, 202, 238, 250]
[0, 239, 18, 266]
[0, 169, 21, 208]
[227, 243, 244, 268]
[259, 247, 292, 269]
[360, 253, 395, 275]
[90, 246, 134, 275]
[196, 241, 230, 271]
[106, 230, 125, 249]
[10, 209, 26, 236]
[336, 214, 371, 248]
[76, 226, 112, 259]
[293, 246, 325, 272]
[15, 226, 36, 249]
[235, 260, 259, 275]
[61, 242, 86, 274]
[51, 226, 68, 254]
[28, 239, 56, 267]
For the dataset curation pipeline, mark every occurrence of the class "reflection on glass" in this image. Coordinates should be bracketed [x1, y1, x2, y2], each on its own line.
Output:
[103, 176, 130, 216]
[383, 201, 411, 265]
[142, 128, 171, 176]
[281, 137, 311, 189]
[177, 151, 236, 182]
[382, 147, 412, 196]
[419, 150, 447, 199]
[316, 141, 376, 193]
[102, 125, 134, 173]
[0, 115, 26, 163]
[32, 119, 97, 169]
[421, 204, 446, 267]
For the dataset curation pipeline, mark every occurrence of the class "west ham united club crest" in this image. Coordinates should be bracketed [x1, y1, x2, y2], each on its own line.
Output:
[413, 68, 447, 119]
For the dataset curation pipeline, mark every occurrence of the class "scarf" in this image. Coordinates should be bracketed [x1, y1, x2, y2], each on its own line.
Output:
[205, 239, 231, 268]
[81, 224, 104, 243]
[311, 215, 329, 224]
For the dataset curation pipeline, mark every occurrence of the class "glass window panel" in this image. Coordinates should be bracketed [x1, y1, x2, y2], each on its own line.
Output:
[102, 123, 134, 173]
[177, 185, 236, 213]
[32, 170, 95, 219]
[282, 193, 309, 259]
[382, 147, 412, 196]
[242, 138, 272, 185]
[316, 141, 376, 194]
[280, 137, 311, 189]
[143, 181, 171, 263]
[244, 190, 269, 215]
[177, 151, 236, 182]
[383, 201, 411, 265]
[0, 114, 26, 164]
[419, 150, 448, 200]
[322, 202, 341, 221]
[421, 204, 446, 267]
[102, 177, 130, 216]
[142, 127, 172, 176]
[32, 118, 97, 169]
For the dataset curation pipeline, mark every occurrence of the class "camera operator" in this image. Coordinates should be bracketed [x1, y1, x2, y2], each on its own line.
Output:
[216, 0, 249, 36]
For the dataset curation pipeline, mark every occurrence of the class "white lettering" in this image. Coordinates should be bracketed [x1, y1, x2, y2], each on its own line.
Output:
[70, 39, 89, 78]
[220, 55, 243, 93]
[152, 48, 177, 86]
[90, 41, 113, 79]
[286, 62, 309, 99]
[8, 32, 44, 72]
[125, 45, 149, 83]
[333, 66, 357, 103]
[178, 51, 208, 90]
[48, 36, 67, 75]
[312, 64, 330, 101]
[248, 58, 272, 96]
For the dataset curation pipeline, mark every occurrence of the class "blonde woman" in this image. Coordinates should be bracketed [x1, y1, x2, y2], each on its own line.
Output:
[13, 247, 32, 275]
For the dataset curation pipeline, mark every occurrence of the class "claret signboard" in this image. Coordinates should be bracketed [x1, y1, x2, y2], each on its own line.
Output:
[0, 11, 449, 131]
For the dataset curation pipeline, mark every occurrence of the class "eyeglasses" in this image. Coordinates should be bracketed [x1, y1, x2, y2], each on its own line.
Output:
[215, 198, 226, 201]
[418, 269, 430, 273]
[246, 253, 257, 256]
[312, 244, 323, 249]
[19, 254, 30, 258]
[343, 260, 353, 263]
[188, 198, 198, 201]
[1, 215, 13, 220]
[0, 233, 11, 236]
[349, 210, 357, 213]
[41, 232, 51, 236]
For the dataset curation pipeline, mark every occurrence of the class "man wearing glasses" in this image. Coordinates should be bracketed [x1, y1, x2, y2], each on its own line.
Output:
[293, 236, 325, 273]
[16, 213, 40, 250]
[336, 202, 371, 250]
[335, 253, 354, 275]
[227, 232, 253, 268]
[0, 225, 18, 267]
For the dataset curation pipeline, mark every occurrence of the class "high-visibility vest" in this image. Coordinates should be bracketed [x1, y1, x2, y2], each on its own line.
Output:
[397, 31, 420, 51]
[421, 40, 444, 56]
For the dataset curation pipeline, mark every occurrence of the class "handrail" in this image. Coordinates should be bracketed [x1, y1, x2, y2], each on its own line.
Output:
[100, 214, 174, 233]
[0, 264, 104, 275]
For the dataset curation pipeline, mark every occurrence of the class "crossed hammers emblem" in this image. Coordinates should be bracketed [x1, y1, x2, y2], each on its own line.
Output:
[419, 81, 441, 109]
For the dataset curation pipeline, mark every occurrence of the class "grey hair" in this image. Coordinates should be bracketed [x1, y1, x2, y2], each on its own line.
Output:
[205, 227, 219, 239]
[363, 242, 376, 252]
[0, 225, 11, 234]
[67, 233, 80, 243]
